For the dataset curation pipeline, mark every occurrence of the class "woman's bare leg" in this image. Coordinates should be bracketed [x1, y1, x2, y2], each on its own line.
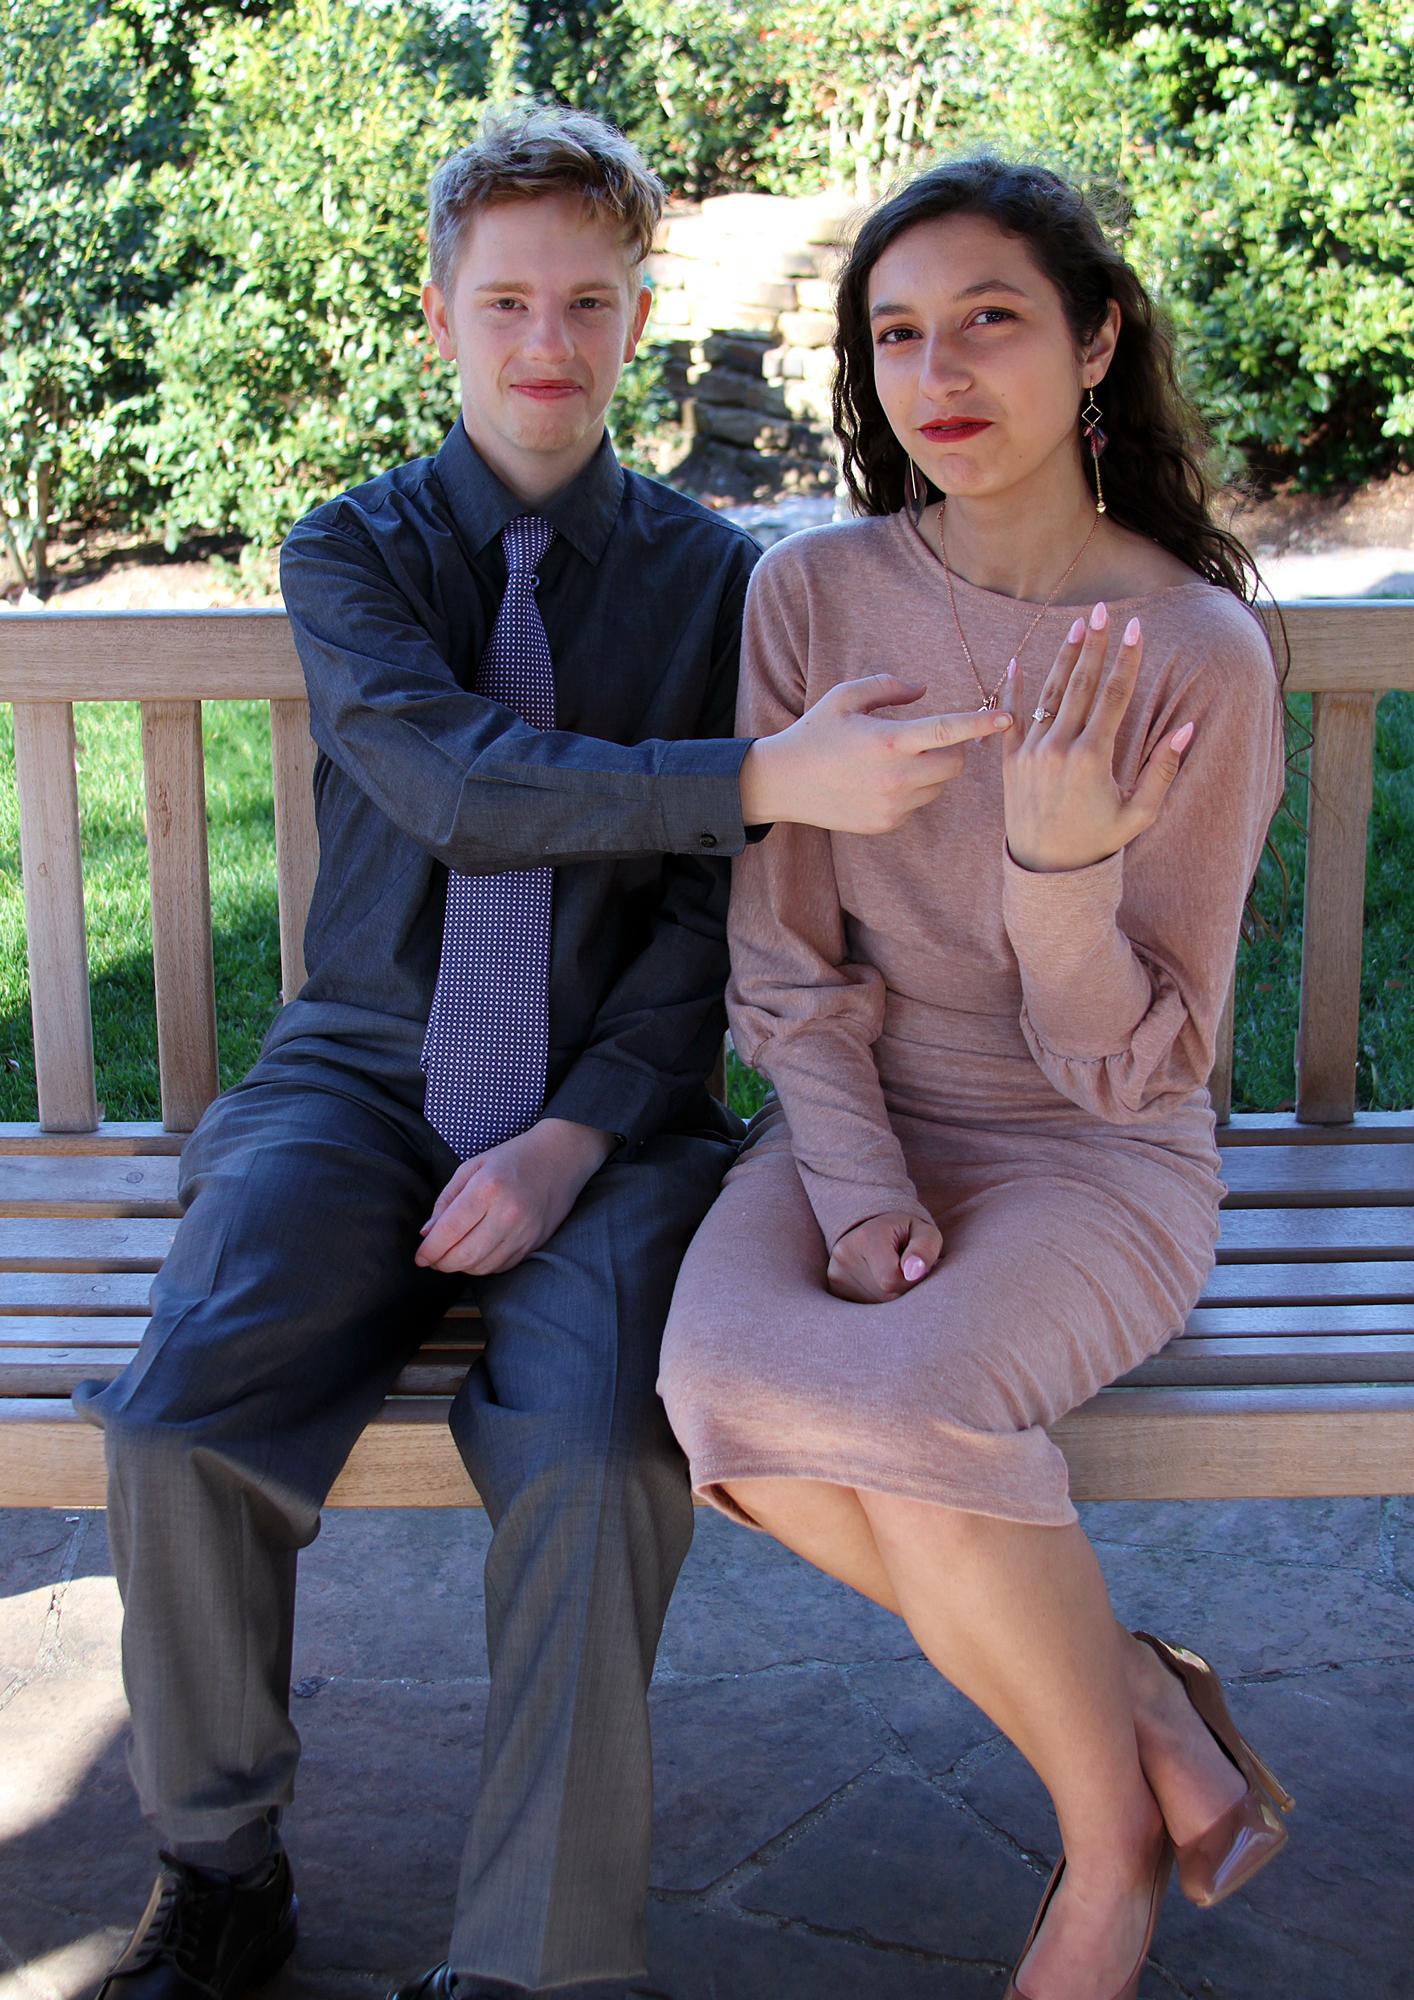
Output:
[725, 1475, 901, 1613]
[727, 1476, 1250, 1855]
[857, 1494, 1162, 1998]
[723, 1477, 1221, 1999]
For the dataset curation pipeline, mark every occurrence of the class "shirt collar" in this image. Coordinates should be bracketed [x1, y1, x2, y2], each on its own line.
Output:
[434, 418, 625, 567]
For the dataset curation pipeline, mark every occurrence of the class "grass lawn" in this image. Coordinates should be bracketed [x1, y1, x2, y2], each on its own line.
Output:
[1, 692, 1411, 1123]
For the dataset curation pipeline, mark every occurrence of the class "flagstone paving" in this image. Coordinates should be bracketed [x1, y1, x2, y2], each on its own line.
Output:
[2, 1498, 1410, 1999]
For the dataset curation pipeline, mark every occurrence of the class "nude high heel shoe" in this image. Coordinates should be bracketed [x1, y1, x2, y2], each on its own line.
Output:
[1003, 1840, 1173, 2000]
[1134, 1631, 1295, 1909]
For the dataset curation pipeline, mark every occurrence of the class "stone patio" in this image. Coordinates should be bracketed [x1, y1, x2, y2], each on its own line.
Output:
[2, 1496, 1410, 1999]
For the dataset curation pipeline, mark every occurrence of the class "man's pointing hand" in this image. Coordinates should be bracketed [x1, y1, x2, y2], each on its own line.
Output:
[739, 673, 1011, 836]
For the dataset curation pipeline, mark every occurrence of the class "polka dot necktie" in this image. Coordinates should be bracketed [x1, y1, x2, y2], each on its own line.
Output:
[421, 515, 557, 1159]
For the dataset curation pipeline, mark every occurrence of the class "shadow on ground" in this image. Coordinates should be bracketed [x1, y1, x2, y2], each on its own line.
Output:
[2, 1498, 1411, 2000]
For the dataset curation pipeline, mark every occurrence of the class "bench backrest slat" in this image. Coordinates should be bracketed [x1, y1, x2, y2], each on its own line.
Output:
[1297, 690, 1378, 1123]
[0, 608, 303, 702]
[270, 698, 319, 1002]
[1209, 970, 1237, 1126]
[11, 702, 100, 1132]
[2, 601, 1411, 1137]
[141, 700, 220, 1130]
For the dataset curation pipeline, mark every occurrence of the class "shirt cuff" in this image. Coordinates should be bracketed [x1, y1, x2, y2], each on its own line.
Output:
[656, 737, 754, 857]
[541, 1050, 668, 1154]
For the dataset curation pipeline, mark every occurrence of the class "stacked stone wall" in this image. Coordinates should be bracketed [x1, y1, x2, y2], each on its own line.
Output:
[646, 191, 860, 497]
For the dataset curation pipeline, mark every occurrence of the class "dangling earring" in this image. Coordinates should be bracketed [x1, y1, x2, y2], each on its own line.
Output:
[1081, 389, 1108, 515]
[903, 454, 924, 517]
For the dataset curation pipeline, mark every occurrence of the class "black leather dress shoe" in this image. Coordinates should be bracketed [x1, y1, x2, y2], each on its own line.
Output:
[96, 1846, 297, 2000]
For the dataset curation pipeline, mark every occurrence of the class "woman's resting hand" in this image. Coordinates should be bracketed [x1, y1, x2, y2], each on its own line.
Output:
[827, 1209, 943, 1304]
[1001, 603, 1194, 873]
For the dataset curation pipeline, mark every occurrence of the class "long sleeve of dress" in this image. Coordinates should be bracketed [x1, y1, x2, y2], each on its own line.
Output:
[1001, 616, 1285, 1122]
[726, 556, 934, 1251]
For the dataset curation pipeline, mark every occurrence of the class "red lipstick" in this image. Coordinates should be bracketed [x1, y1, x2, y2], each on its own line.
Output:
[920, 418, 992, 441]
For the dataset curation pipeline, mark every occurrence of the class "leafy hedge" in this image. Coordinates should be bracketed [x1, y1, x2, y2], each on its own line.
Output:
[138, 0, 468, 550]
[1, 0, 1409, 579]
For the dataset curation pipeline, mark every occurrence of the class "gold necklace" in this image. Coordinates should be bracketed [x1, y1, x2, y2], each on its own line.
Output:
[938, 506, 1101, 711]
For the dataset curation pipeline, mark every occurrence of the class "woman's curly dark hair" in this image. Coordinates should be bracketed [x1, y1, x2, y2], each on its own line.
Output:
[832, 155, 1260, 606]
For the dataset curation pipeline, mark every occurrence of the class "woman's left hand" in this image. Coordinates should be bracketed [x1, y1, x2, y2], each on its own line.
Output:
[1000, 602, 1194, 873]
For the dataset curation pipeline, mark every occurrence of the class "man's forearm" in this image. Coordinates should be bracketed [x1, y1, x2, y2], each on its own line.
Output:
[533, 1116, 617, 1180]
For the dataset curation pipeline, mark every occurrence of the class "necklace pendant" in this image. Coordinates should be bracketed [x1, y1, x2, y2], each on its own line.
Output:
[978, 694, 998, 713]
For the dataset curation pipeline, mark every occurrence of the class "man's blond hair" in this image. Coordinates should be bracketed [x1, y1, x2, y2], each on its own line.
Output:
[428, 102, 665, 291]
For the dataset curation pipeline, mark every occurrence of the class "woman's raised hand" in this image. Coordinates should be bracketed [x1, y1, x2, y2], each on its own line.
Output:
[826, 1210, 943, 1304]
[1000, 604, 1194, 873]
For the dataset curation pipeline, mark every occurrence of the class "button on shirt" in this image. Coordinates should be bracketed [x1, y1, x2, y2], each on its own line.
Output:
[274, 420, 761, 1149]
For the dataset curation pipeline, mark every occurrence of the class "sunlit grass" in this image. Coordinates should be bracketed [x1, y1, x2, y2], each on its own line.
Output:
[2, 695, 1411, 1121]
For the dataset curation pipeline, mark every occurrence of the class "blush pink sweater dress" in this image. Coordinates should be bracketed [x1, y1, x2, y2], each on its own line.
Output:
[658, 510, 1286, 1528]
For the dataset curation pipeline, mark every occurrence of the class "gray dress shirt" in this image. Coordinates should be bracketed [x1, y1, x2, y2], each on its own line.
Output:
[270, 418, 761, 1150]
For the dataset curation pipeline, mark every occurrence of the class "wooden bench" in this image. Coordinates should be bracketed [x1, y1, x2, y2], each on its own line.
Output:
[2, 604, 1412, 1508]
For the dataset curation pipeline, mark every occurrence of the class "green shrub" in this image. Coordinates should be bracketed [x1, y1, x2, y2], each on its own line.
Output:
[0, 0, 169, 586]
[1097, 0, 1414, 486]
[139, 0, 475, 551]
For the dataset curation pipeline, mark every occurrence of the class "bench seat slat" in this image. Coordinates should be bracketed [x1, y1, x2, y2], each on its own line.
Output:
[0, 1315, 486, 1353]
[1, 1310, 1406, 1369]
[4, 1111, 1411, 1158]
[1198, 1261, 1414, 1306]
[1122, 1334, 1414, 1386]
[0, 1125, 187, 1156]
[5, 1209, 1411, 1283]
[6, 1146, 1408, 1220]
[7, 1336, 1412, 1399]
[1183, 1303, 1414, 1337]
[0, 1219, 178, 1271]
[0, 1353, 482, 1397]
[0, 1272, 156, 1314]
[0, 1315, 154, 1347]
[1218, 1144, 1414, 1206]
[1214, 1207, 1414, 1260]
[0, 1156, 182, 1218]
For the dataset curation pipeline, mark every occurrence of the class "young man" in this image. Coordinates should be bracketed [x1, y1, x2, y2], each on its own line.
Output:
[80, 104, 1004, 2000]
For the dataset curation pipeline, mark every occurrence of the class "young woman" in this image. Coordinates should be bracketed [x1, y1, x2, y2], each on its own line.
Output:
[659, 158, 1292, 2000]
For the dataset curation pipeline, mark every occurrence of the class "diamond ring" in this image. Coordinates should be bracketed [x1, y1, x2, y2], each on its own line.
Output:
[1031, 706, 1055, 723]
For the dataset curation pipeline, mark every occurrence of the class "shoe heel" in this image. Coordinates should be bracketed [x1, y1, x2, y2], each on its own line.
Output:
[1176, 1649, 1295, 1813]
[1135, 1632, 1294, 1813]
[1241, 1742, 1295, 1815]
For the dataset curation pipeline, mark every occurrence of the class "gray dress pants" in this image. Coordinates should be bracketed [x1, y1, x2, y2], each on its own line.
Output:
[77, 1051, 732, 1991]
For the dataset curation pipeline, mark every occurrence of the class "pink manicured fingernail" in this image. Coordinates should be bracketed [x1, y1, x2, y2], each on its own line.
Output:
[994, 713, 1012, 729]
[902, 1255, 927, 1282]
[1090, 601, 1108, 631]
[1170, 721, 1195, 752]
[1007, 656, 1017, 679]
[1067, 617, 1086, 644]
[1124, 616, 1141, 645]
